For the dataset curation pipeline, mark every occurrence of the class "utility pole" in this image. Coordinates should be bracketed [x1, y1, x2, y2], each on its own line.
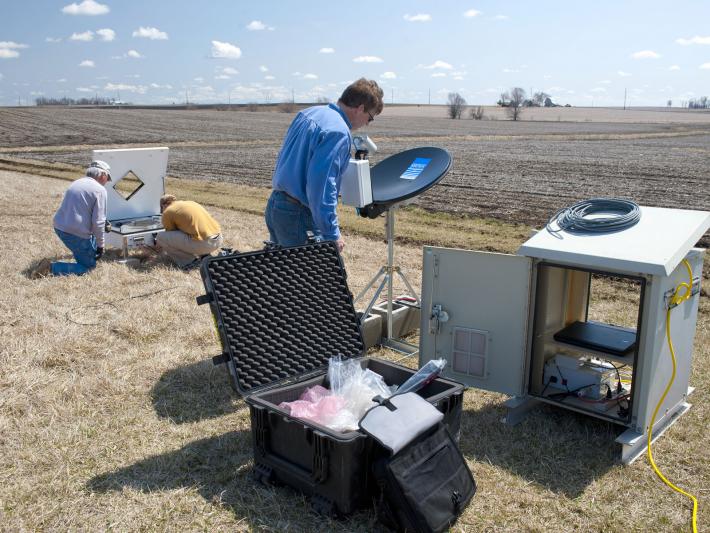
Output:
[623, 88, 627, 110]
[391, 88, 394, 104]
[292, 88, 295, 103]
[428, 88, 431, 105]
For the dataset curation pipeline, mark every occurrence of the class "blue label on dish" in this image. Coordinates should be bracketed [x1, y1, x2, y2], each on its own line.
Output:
[400, 157, 432, 180]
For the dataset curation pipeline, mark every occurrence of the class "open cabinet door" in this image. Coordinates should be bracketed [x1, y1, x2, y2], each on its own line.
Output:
[420, 246, 532, 397]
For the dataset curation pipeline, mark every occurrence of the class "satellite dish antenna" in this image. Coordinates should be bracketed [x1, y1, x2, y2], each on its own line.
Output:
[354, 147, 452, 352]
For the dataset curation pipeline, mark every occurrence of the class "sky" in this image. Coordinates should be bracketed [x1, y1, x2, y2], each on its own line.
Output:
[0, 0, 709, 107]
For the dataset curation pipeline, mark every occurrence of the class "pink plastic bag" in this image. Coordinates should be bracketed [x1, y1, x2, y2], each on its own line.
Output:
[279, 386, 346, 426]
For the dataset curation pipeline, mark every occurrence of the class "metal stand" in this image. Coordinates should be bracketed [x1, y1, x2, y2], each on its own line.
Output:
[354, 206, 419, 355]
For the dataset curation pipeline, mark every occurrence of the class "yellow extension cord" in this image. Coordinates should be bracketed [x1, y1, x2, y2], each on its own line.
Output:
[647, 259, 699, 532]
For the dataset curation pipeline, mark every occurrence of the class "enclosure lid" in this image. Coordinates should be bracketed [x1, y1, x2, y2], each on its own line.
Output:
[92, 147, 168, 221]
[518, 206, 710, 276]
[200, 242, 365, 395]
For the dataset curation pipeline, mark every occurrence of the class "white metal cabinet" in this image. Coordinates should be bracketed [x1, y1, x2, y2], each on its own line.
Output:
[420, 205, 710, 463]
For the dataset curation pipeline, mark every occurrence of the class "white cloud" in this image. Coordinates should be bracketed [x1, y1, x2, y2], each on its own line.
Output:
[222, 67, 238, 75]
[0, 44, 22, 59]
[303, 73, 318, 79]
[422, 60, 453, 69]
[353, 56, 383, 63]
[617, 70, 632, 77]
[77, 87, 93, 92]
[246, 20, 274, 31]
[264, 75, 275, 80]
[127, 50, 142, 58]
[319, 47, 335, 54]
[57, 78, 67, 82]
[676, 36, 710, 46]
[292, 71, 302, 76]
[62, 0, 109, 15]
[381, 71, 397, 79]
[105, 82, 147, 94]
[133, 27, 168, 40]
[150, 83, 172, 89]
[700, 63, 710, 70]
[0, 73, 3, 80]
[502, 67, 520, 73]
[259, 65, 269, 72]
[0, 42, 29, 50]
[631, 50, 660, 59]
[70, 31, 94, 41]
[493, 14, 509, 20]
[46, 37, 62, 43]
[669, 65, 680, 71]
[211, 40, 242, 59]
[79, 59, 95, 67]
[215, 75, 230, 80]
[598, 79, 611, 84]
[463, 9, 481, 18]
[431, 73, 447, 78]
[591, 87, 607, 93]
[194, 77, 204, 83]
[403, 14, 431, 22]
[96, 28, 115, 41]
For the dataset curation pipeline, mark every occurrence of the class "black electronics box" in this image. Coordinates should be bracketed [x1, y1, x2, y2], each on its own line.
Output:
[198, 242, 464, 516]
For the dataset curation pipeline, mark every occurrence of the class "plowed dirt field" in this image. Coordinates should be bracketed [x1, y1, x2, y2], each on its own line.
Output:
[1, 106, 708, 230]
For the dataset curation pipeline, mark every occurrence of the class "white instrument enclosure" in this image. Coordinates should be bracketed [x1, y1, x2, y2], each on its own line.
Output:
[340, 159, 373, 208]
[93, 147, 169, 221]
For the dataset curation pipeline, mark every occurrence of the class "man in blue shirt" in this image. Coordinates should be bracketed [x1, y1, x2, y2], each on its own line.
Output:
[265, 78, 384, 252]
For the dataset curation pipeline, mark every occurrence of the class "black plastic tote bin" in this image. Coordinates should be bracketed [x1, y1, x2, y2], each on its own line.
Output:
[198, 242, 464, 516]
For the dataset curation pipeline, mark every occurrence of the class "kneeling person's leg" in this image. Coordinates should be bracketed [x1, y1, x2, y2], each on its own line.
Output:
[156, 230, 205, 267]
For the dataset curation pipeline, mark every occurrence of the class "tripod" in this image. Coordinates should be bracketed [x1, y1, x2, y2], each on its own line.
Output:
[354, 206, 419, 354]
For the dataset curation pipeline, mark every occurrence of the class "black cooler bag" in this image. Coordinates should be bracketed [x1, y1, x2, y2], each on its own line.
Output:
[360, 393, 476, 533]
[198, 242, 464, 516]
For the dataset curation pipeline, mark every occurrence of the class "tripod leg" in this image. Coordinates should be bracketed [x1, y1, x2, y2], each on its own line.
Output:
[395, 268, 420, 304]
[354, 266, 387, 304]
[361, 273, 389, 323]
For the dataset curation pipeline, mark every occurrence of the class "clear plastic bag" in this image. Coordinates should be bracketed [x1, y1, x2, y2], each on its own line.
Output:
[325, 356, 397, 432]
[396, 359, 447, 395]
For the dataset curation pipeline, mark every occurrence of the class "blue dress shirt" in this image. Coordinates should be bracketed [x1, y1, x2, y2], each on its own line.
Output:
[271, 103, 352, 240]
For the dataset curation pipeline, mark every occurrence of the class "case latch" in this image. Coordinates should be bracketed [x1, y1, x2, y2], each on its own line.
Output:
[312, 431, 330, 483]
[212, 352, 230, 366]
[253, 407, 269, 457]
[196, 293, 212, 306]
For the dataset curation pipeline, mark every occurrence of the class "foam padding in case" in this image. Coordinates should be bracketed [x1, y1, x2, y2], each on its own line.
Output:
[202, 242, 365, 394]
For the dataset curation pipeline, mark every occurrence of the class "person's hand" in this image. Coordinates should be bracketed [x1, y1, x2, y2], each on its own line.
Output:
[95, 247, 104, 260]
[336, 237, 345, 253]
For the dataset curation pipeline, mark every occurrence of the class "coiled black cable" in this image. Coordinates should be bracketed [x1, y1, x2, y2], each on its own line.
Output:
[546, 198, 641, 235]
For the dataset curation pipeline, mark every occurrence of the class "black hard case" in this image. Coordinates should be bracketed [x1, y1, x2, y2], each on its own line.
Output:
[199, 242, 464, 516]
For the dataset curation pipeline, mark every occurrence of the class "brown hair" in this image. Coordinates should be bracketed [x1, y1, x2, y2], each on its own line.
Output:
[160, 194, 176, 211]
[339, 78, 384, 115]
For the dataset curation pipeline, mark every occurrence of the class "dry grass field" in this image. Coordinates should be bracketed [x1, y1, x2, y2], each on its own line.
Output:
[0, 163, 708, 532]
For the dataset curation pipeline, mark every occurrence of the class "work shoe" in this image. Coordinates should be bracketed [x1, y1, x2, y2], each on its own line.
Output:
[30, 258, 52, 279]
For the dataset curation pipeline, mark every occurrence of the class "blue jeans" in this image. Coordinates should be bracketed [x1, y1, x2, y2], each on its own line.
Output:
[265, 190, 321, 247]
[51, 228, 97, 276]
